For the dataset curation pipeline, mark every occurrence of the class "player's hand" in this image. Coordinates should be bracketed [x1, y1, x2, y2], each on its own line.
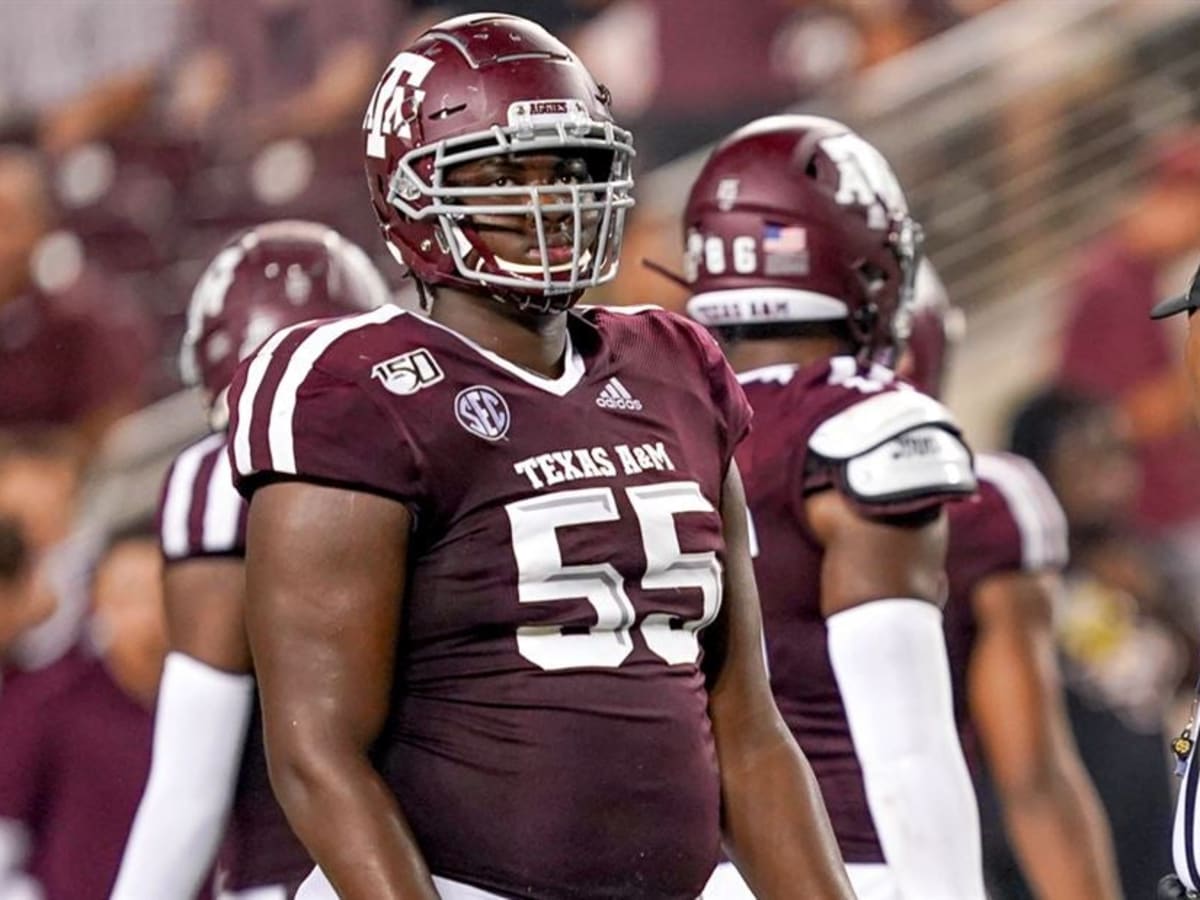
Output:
[1160, 873, 1199, 899]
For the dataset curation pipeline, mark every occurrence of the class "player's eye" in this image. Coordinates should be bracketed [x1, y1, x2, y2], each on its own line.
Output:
[490, 175, 514, 188]
[555, 164, 589, 185]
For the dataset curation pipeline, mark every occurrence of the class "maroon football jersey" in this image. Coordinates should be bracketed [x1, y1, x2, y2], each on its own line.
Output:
[943, 451, 1068, 766]
[734, 357, 971, 864]
[0, 650, 151, 900]
[158, 433, 311, 891]
[227, 305, 751, 899]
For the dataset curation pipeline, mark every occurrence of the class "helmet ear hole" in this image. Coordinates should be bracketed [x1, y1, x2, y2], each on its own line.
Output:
[856, 260, 889, 298]
[849, 303, 879, 347]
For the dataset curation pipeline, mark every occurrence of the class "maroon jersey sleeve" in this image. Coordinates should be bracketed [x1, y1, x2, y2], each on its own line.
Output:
[949, 451, 1068, 593]
[158, 432, 247, 561]
[226, 307, 423, 503]
[672, 312, 754, 468]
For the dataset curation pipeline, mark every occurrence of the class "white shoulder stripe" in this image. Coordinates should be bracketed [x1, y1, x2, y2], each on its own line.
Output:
[233, 320, 314, 477]
[202, 447, 242, 552]
[267, 305, 405, 474]
[976, 452, 1068, 570]
[578, 303, 664, 315]
[161, 433, 225, 558]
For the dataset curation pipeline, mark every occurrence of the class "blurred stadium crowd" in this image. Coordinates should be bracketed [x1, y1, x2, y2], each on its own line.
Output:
[2, 0, 1200, 898]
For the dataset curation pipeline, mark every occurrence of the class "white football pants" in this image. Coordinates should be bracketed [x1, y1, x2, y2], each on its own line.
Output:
[703, 860, 902, 900]
[297, 866, 735, 899]
[218, 888, 287, 900]
[297, 868, 510, 899]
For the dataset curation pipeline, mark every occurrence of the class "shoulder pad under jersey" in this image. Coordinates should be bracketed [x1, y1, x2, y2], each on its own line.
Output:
[809, 389, 958, 460]
[810, 390, 976, 506]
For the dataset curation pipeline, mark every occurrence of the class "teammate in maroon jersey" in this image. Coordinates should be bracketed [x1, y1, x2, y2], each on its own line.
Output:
[902, 261, 1122, 900]
[679, 115, 986, 900]
[229, 14, 853, 900]
[1150, 260, 1200, 900]
[111, 221, 390, 899]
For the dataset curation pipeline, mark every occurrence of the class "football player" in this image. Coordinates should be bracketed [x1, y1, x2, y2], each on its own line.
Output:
[229, 14, 854, 900]
[110, 221, 391, 899]
[1150, 260, 1200, 900]
[902, 262, 1122, 900]
[683, 115, 985, 900]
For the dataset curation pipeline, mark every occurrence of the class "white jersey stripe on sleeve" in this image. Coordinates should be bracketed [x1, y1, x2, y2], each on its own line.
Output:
[161, 433, 226, 559]
[202, 446, 242, 553]
[975, 452, 1068, 570]
[233, 321, 316, 477]
[267, 306, 405, 474]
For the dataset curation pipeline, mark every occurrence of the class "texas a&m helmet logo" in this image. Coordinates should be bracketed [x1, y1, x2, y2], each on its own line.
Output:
[819, 132, 908, 231]
[363, 51, 435, 159]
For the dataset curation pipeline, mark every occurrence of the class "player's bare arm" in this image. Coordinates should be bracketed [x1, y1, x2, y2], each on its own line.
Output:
[810, 491, 986, 900]
[114, 224, 391, 900]
[245, 480, 437, 900]
[164, 559, 250, 671]
[968, 569, 1121, 900]
[808, 493, 946, 617]
[706, 463, 855, 900]
[112, 558, 254, 899]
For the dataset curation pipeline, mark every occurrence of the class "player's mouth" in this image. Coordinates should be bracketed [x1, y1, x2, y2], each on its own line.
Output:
[528, 243, 576, 264]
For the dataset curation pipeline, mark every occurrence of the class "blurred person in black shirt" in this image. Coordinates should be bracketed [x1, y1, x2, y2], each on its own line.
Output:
[1149, 262, 1200, 900]
[1001, 387, 1184, 900]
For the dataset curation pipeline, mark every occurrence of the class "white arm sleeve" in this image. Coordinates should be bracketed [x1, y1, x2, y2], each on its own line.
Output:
[827, 599, 986, 900]
[0, 819, 42, 900]
[110, 652, 255, 900]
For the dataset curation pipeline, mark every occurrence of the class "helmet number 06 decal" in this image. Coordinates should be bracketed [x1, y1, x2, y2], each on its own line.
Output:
[364, 51, 435, 159]
[506, 482, 722, 670]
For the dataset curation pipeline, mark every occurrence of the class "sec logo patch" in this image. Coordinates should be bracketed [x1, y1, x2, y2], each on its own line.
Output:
[455, 386, 510, 441]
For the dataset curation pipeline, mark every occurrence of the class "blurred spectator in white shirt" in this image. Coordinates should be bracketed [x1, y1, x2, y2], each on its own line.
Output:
[0, 0, 179, 154]
[167, 0, 395, 150]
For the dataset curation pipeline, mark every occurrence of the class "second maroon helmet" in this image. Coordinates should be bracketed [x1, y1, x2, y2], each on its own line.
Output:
[900, 258, 966, 398]
[362, 14, 635, 312]
[683, 115, 922, 361]
[180, 220, 391, 428]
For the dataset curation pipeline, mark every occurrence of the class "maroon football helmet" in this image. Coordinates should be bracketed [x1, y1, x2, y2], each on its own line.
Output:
[362, 14, 635, 312]
[180, 220, 391, 428]
[900, 258, 965, 399]
[683, 115, 922, 361]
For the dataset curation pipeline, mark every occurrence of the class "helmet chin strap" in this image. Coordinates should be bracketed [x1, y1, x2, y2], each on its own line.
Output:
[449, 222, 584, 314]
[490, 286, 580, 315]
[208, 388, 231, 432]
[850, 303, 883, 364]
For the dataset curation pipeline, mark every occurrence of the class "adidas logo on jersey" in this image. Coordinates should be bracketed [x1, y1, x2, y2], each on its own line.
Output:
[596, 378, 643, 411]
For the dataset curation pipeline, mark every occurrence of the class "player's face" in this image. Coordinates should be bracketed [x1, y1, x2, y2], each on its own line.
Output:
[446, 152, 601, 268]
[0, 575, 53, 657]
[1051, 407, 1138, 533]
[92, 537, 168, 702]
